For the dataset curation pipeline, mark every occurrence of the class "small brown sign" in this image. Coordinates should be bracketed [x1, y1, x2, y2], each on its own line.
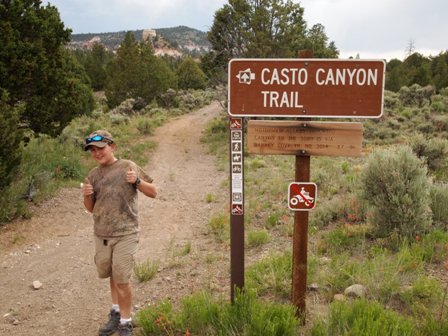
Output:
[228, 59, 385, 118]
[247, 120, 363, 157]
[288, 183, 317, 211]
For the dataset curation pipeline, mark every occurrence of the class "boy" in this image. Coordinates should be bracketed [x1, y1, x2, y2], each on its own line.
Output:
[82, 130, 157, 336]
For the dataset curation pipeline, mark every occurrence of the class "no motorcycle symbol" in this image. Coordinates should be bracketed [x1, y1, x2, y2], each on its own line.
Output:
[288, 183, 317, 211]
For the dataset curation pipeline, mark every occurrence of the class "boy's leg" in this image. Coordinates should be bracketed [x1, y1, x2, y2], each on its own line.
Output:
[95, 236, 120, 336]
[111, 233, 139, 320]
[111, 278, 133, 319]
[110, 277, 119, 305]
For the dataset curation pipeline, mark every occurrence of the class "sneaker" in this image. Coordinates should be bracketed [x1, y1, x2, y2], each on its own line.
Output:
[117, 322, 133, 336]
[99, 309, 120, 336]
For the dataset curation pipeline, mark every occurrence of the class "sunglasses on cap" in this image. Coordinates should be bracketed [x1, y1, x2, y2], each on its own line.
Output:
[85, 134, 113, 144]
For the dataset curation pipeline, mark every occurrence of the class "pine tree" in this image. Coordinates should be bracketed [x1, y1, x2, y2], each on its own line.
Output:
[84, 43, 110, 91]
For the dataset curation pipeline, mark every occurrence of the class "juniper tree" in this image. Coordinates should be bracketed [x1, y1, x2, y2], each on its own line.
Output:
[203, 0, 338, 81]
[0, 91, 22, 191]
[0, 0, 94, 136]
[105, 32, 176, 108]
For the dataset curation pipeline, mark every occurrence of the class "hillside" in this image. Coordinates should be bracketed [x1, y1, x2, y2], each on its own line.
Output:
[69, 25, 210, 57]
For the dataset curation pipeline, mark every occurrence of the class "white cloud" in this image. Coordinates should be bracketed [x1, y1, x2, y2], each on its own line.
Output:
[49, 0, 226, 33]
[300, 0, 448, 60]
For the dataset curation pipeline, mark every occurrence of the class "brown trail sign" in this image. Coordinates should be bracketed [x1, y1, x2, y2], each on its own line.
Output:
[229, 58, 386, 118]
[247, 120, 363, 157]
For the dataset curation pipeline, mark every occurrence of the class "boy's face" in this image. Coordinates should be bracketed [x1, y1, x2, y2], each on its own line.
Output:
[89, 144, 116, 166]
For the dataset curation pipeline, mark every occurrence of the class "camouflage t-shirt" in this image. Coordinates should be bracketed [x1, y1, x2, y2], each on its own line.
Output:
[87, 159, 152, 238]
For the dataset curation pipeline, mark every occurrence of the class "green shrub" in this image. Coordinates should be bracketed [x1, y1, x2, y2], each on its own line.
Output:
[118, 141, 157, 167]
[400, 276, 443, 307]
[159, 88, 179, 108]
[419, 314, 448, 336]
[410, 134, 448, 172]
[409, 229, 448, 264]
[137, 300, 178, 335]
[247, 229, 270, 247]
[417, 122, 435, 134]
[399, 84, 433, 107]
[265, 211, 282, 229]
[177, 291, 221, 333]
[399, 106, 414, 119]
[22, 135, 85, 185]
[0, 132, 87, 223]
[318, 252, 361, 295]
[137, 290, 299, 336]
[175, 242, 192, 257]
[318, 225, 364, 254]
[208, 212, 229, 242]
[0, 184, 28, 223]
[248, 157, 267, 170]
[201, 114, 228, 167]
[431, 114, 448, 132]
[309, 196, 345, 228]
[240, 294, 299, 336]
[205, 115, 227, 135]
[133, 259, 159, 282]
[312, 157, 346, 197]
[431, 100, 447, 113]
[313, 234, 446, 304]
[109, 113, 130, 125]
[205, 193, 216, 203]
[175, 90, 213, 111]
[135, 117, 154, 135]
[246, 251, 292, 299]
[313, 298, 414, 336]
[360, 146, 432, 239]
[430, 184, 448, 228]
[383, 90, 400, 109]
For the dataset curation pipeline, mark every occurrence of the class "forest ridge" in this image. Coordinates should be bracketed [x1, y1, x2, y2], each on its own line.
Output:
[69, 26, 210, 56]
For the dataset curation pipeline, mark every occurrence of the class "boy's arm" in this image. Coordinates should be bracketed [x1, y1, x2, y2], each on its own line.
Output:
[83, 195, 95, 212]
[82, 178, 95, 212]
[126, 165, 157, 198]
[135, 179, 157, 198]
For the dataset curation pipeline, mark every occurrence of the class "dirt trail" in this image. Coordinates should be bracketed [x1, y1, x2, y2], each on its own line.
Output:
[0, 102, 228, 335]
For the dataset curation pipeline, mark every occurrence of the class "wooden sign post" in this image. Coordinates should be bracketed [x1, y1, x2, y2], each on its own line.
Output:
[229, 117, 244, 303]
[292, 155, 310, 318]
[227, 55, 384, 319]
[247, 120, 363, 318]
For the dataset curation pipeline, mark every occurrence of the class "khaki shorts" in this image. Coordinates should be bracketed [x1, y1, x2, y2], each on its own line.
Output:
[94, 233, 139, 284]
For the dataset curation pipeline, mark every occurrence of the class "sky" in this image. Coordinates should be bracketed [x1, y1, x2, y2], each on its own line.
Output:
[47, 0, 447, 61]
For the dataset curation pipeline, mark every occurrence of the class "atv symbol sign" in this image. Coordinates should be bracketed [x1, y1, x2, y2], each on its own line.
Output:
[288, 183, 317, 211]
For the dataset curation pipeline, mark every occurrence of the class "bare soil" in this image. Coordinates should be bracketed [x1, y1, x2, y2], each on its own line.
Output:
[0, 102, 231, 335]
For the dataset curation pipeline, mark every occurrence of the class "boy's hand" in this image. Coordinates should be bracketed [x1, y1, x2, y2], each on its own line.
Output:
[126, 166, 138, 184]
[82, 178, 94, 197]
